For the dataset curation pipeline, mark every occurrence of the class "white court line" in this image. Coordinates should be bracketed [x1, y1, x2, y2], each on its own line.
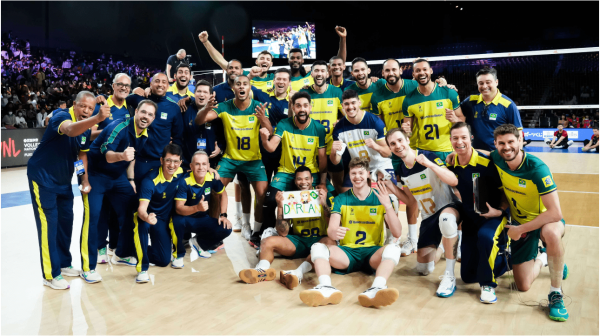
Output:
[566, 224, 599, 229]
[558, 190, 599, 194]
[552, 172, 599, 175]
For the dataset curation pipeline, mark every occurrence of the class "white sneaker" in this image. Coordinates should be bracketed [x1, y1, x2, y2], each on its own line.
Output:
[400, 239, 417, 257]
[358, 286, 399, 308]
[111, 254, 138, 266]
[97, 247, 109, 264]
[61, 266, 81, 277]
[567, 140, 574, 147]
[232, 215, 242, 232]
[190, 236, 211, 258]
[43, 275, 70, 290]
[171, 257, 184, 269]
[80, 270, 102, 284]
[241, 223, 252, 240]
[480, 286, 497, 304]
[261, 227, 279, 241]
[280, 270, 301, 290]
[299, 284, 343, 307]
[436, 271, 456, 297]
[136, 271, 150, 283]
[107, 247, 115, 256]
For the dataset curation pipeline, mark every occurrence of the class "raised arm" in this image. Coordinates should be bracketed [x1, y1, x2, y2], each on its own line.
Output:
[335, 26, 347, 63]
[195, 92, 219, 125]
[198, 31, 228, 70]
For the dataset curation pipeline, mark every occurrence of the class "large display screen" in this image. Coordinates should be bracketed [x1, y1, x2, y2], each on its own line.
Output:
[252, 20, 315, 59]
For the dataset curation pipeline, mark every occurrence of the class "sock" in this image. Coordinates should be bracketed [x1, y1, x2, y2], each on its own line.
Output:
[445, 258, 456, 274]
[235, 202, 242, 217]
[256, 259, 270, 270]
[253, 221, 262, 233]
[372, 276, 387, 288]
[550, 285, 562, 294]
[408, 224, 418, 242]
[537, 252, 548, 267]
[296, 261, 312, 275]
[242, 213, 250, 225]
[318, 275, 332, 286]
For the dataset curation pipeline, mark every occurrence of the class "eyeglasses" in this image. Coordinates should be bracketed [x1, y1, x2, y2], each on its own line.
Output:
[164, 159, 181, 165]
[114, 83, 131, 89]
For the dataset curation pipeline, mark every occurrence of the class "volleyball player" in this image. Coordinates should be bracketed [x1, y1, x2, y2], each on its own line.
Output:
[299, 157, 402, 308]
[386, 128, 462, 298]
[345, 58, 387, 112]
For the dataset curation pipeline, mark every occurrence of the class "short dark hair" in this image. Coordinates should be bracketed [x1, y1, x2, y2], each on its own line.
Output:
[383, 58, 401, 68]
[195, 80, 213, 94]
[175, 62, 191, 73]
[289, 48, 303, 56]
[493, 124, 521, 140]
[342, 89, 359, 102]
[257, 50, 273, 59]
[476, 67, 498, 80]
[311, 60, 328, 71]
[58, 100, 66, 106]
[450, 121, 472, 137]
[162, 143, 183, 159]
[413, 58, 430, 67]
[234, 75, 249, 84]
[137, 99, 158, 113]
[351, 57, 368, 69]
[329, 56, 343, 65]
[291, 91, 311, 105]
[274, 68, 291, 78]
[294, 165, 312, 178]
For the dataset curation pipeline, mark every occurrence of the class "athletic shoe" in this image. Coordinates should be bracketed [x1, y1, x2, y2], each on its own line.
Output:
[280, 270, 300, 290]
[190, 236, 211, 258]
[232, 215, 242, 232]
[548, 291, 569, 322]
[43, 275, 70, 290]
[480, 286, 497, 304]
[136, 271, 150, 283]
[249, 232, 261, 249]
[563, 264, 569, 280]
[566, 140, 574, 147]
[107, 247, 115, 256]
[545, 139, 552, 145]
[61, 266, 81, 277]
[241, 223, 252, 240]
[436, 271, 456, 298]
[358, 286, 399, 308]
[299, 285, 343, 307]
[261, 227, 279, 241]
[171, 257, 184, 269]
[80, 270, 102, 284]
[239, 267, 276, 284]
[208, 244, 225, 254]
[400, 239, 417, 257]
[111, 254, 138, 266]
[97, 247, 109, 264]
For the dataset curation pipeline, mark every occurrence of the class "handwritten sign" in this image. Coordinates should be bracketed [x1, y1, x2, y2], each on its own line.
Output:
[282, 190, 321, 219]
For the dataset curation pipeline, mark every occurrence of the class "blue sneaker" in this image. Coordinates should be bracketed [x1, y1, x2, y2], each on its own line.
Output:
[548, 291, 569, 322]
[563, 264, 569, 280]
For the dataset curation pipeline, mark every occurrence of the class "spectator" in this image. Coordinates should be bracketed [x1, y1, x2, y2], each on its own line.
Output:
[35, 69, 45, 88]
[582, 115, 592, 128]
[2, 110, 16, 127]
[582, 127, 599, 152]
[36, 108, 47, 128]
[15, 111, 27, 128]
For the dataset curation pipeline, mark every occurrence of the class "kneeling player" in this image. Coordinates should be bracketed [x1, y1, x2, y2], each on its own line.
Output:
[299, 157, 403, 308]
[134, 144, 185, 283]
[386, 128, 462, 298]
[238, 166, 335, 287]
[173, 151, 232, 258]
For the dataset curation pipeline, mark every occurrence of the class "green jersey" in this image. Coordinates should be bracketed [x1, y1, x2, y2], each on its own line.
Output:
[274, 117, 326, 174]
[371, 79, 419, 132]
[300, 84, 343, 154]
[346, 78, 387, 114]
[331, 189, 387, 248]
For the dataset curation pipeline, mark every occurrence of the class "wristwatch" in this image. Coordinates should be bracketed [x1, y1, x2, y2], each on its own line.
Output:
[219, 213, 227, 218]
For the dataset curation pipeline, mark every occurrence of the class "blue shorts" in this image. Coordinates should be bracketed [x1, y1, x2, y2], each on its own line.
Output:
[342, 168, 397, 188]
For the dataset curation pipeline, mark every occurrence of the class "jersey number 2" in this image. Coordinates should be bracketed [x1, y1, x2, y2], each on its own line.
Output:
[424, 125, 439, 140]
[355, 231, 366, 245]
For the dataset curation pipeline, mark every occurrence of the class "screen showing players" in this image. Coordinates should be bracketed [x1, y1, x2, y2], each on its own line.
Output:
[252, 20, 316, 59]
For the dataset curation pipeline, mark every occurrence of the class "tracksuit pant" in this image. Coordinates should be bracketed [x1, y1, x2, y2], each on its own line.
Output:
[96, 202, 120, 250]
[134, 157, 161, 189]
[172, 215, 232, 251]
[28, 179, 74, 280]
[133, 214, 186, 272]
[80, 172, 136, 272]
[460, 215, 511, 288]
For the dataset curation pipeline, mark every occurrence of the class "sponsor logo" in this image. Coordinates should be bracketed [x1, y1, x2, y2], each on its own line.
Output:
[161, 112, 168, 120]
[434, 158, 444, 166]
[542, 175, 554, 188]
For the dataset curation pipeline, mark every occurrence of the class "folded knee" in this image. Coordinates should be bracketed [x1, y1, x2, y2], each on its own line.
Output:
[439, 213, 458, 239]
[310, 243, 329, 263]
[382, 244, 401, 266]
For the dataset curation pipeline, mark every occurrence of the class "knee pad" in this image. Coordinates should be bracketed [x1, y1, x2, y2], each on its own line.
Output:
[416, 261, 435, 276]
[310, 243, 330, 263]
[382, 244, 401, 266]
[439, 213, 458, 239]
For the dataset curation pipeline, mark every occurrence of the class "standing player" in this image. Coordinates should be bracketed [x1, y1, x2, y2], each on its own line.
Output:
[134, 144, 185, 283]
[299, 157, 402, 308]
[346, 58, 387, 113]
[386, 128, 462, 298]
[460, 67, 523, 151]
[328, 56, 354, 91]
[165, 63, 194, 102]
[259, 91, 328, 243]
[401, 59, 465, 161]
[238, 166, 335, 287]
[28, 91, 107, 290]
[195, 75, 272, 242]
[487, 124, 569, 321]
[299, 61, 345, 192]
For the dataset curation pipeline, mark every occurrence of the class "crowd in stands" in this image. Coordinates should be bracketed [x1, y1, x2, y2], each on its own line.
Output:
[1, 31, 161, 129]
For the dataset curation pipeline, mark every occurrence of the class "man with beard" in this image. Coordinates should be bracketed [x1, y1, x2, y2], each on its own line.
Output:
[300, 61, 344, 192]
[28, 91, 108, 290]
[259, 91, 328, 246]
[196, 75, 273, 245]
[166, 63, 194, 102]
[401, 59, 465, 162]
[346, 58, 387, 113]
[486, 124, 569, 322]
[81, 100, 157, 283]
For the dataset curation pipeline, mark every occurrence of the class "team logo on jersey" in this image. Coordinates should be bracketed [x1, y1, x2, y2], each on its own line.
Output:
[474, 111, 478, 118]
[388, 102, 392, 108]
[436, 102, 444, 109]
[249, 116, 255, 123]
[160, 112, 168, 120]
[364, 131, 369, 136]
[283, 108, 289, 115]
[350, 208, 354, 215]
[192, 193, 196, 199]
[125, 114, 130, 118]
[434, 158, 444, 166]
[489, 113, 498, 121]
[307, 138, 314, 144]
[518, 179, 526, 188]
[419, 105, 423, 112]
[304, 78, 310, 84]
[542, 175, 554, 188]
[267, 82, 273, 88]
[420, 174, 426, 180]
[163, 192, 166, 199]
[327, 99, 334, 107]
[205, 187, 211, 194]
[370, 208, 377, 215]
[472, 173, 480, 179]
[109, 114, 113, 120]
[81, 136, 86, 144]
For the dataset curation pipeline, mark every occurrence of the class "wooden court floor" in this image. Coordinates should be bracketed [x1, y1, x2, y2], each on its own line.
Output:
[1, 152, 598, 335]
